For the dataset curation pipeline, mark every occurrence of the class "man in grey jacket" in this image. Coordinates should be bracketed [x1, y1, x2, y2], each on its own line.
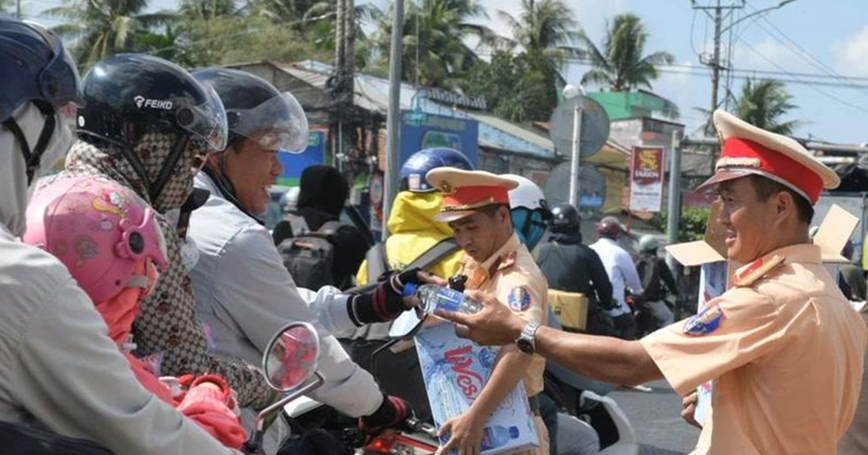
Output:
[0, 18, 241, 455]
[189, 68, 419, 451]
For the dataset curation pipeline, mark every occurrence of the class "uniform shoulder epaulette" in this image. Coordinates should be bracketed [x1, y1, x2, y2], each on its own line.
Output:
[731, 254, 786, 288]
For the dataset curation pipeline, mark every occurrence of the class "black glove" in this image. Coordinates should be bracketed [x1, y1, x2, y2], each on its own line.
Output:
[348, 268, 422, 325]
[359, 394, 413, 436]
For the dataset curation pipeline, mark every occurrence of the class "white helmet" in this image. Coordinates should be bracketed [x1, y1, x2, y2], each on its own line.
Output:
[504, 174, 550, 250]
[504, 174, 546, 211]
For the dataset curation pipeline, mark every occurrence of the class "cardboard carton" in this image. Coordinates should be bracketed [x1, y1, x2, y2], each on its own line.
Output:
[414, 322, 539, 455]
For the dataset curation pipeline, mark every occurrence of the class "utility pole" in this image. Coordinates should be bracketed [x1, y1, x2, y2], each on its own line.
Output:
[382, 0, 404, 239]
[692, 0, 795, 154]
[16, 0, 21, 18]
[693, 0, 743, 127]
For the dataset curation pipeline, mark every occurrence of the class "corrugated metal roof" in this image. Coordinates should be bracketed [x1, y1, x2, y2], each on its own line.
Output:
[273, 61, 561, 158]
[467, 112, 554, 152]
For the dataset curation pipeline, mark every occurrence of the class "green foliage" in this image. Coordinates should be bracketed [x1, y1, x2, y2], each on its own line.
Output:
[45, 0, 176, 68]
[178, 15, 331, 67]
[363, 0, 494, 89]
[579, 13, 674, 93]
[649, 207, 710, 242]
[462, 50, 558, 122]
[735, 78, 803, 134]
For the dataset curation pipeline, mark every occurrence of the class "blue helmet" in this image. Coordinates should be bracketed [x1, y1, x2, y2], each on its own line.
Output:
[0, 17, 81, 123]
[399, 147, 474, 192]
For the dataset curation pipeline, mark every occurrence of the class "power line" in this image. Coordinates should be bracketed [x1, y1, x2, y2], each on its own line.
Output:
[744, 1, 868, 97]
[475, 50, 868, 88]
[736, 36, 868, 114]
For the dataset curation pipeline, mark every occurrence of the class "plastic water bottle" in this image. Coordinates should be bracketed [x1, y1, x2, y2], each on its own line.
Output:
[480, 425, 520, 450]
[403, 283, 482, 315]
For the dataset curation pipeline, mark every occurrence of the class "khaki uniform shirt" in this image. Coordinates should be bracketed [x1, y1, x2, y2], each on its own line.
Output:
[459, 233, 548, 397]
[641, 244, 868, 455]
[459, 233, 549, 455]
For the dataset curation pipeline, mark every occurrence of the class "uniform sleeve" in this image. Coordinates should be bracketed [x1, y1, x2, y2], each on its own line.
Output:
[640, 288, 783, 396]
[134, 221, 272, 410]
[11, 281, 240, 455]
[214, 226, 384, 418]
[496, 268, 548, 326]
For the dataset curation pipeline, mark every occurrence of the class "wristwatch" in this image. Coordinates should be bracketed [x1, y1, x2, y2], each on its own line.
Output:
[515, 321, 540, 354]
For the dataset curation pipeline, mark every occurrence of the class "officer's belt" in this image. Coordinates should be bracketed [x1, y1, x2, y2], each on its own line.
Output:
[527, 394, 541, 416]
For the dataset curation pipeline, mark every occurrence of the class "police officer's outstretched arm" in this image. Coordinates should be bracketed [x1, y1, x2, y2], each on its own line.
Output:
[11, 274, 239, 455]
[440, 290, 663, 387]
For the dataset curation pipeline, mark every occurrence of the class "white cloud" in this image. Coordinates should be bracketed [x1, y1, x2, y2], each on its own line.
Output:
[832, 24, 868, 77]
[731, 38, 804, 73]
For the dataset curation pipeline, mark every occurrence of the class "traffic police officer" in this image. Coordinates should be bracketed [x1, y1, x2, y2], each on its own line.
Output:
[426, 168, 549, 455]
[436, 110, 868, 455]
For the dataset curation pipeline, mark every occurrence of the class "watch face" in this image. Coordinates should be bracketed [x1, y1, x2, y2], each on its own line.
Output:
[516, 338, 534, 354]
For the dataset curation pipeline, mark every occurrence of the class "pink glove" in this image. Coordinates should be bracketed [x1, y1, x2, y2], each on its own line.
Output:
[176, 375, 247, 449]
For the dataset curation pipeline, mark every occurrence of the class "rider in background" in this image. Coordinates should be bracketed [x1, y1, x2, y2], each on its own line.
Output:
[634, 235, 677, 335]
[24, 174, 246, 449]
[589, 217, 643, 340]
[0, 16, 241, 455]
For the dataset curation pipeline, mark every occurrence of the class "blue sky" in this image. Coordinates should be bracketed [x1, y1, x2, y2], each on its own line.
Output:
[20, 0, 868, 143]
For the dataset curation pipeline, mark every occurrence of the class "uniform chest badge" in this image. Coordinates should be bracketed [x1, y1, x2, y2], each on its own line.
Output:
[508, 286, 531, 312]
[683, 303, 724, 336]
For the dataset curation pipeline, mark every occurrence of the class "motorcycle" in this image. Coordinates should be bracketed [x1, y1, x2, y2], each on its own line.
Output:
[0, 322, 323, 455]
[283, 313, 439, 455]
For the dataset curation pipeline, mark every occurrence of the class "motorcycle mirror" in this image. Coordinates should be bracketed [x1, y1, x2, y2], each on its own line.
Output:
[247, 323, 326, 454]
[262, 321, 321, 392]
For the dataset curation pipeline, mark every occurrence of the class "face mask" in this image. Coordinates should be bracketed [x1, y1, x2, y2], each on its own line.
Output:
[1, 103, 76, 236]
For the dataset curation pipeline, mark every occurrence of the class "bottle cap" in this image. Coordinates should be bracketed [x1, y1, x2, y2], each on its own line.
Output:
[402, 282, 418, 297]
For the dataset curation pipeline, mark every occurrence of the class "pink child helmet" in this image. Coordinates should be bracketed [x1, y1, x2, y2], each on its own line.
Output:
[24, 174, 168, 303]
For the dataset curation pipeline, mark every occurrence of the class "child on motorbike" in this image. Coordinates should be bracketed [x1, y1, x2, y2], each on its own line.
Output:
[23, 173, 246, 449]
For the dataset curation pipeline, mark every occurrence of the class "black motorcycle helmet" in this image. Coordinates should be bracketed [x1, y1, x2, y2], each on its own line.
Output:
[192, 68, 308, 153]
[77, 54, 228, 201]
[550, 203, 581, 234]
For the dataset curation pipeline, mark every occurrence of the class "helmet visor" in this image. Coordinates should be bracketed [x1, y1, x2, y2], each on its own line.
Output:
[181, 85, 228, 152]
[23, 21, 82, 107]
[230, 92, 309, 153]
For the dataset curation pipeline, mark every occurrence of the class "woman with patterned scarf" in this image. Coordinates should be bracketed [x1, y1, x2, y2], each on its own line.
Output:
[65, 54, 276, 409]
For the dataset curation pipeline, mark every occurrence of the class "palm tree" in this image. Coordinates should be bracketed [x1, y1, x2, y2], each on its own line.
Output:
[579, 13, 673, 92]
[734, 78, 802, 134]
[45, 0, 175, 68]
[363, 0, 498, 88]
[497, 0, 582, 64]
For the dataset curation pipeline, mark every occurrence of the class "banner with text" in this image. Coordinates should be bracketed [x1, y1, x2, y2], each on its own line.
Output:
[629, 146, 665, 213]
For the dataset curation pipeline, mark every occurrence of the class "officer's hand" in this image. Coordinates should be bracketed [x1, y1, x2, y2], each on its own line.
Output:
[436, 410, 484, 455]
[681, 391, 702, 429]
[434, 290, 525, 346]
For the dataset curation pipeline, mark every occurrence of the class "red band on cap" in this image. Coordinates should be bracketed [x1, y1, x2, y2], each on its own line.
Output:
[721, 138, 823, 204]
[442, 186, 510, 210]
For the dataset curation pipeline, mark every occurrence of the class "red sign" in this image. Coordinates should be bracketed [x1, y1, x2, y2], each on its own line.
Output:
[631, 146, 664, 184]
[629, 146, 666, 213]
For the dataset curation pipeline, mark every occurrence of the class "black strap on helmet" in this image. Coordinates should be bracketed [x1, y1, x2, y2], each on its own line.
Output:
[202, 158, 265, 226]
[2, 100, 57, 185]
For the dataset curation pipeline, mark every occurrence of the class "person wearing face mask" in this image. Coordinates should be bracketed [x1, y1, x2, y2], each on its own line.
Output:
[0, 16, 243, 455]
[188, 68, 422, 452]
[63, 54, 278, 411]
[24, 174, 247, 449]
